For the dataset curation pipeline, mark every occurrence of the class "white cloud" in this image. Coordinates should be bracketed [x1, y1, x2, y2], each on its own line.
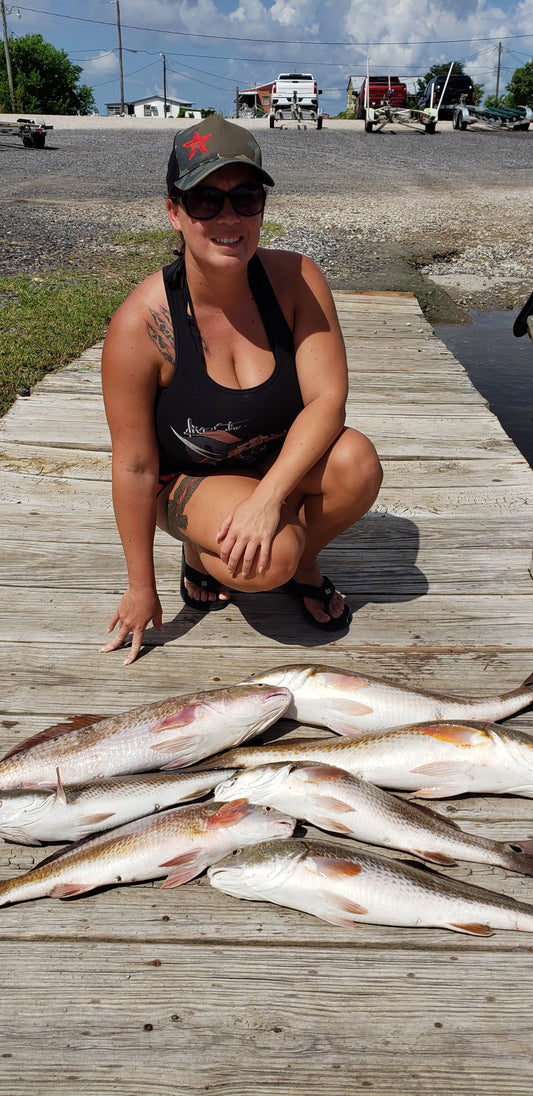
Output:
[80, 52, 118, 80]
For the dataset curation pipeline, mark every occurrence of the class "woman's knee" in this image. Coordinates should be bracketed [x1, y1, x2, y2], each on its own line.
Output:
[264, 519, 305, 588]
[328, 428, 383, 502]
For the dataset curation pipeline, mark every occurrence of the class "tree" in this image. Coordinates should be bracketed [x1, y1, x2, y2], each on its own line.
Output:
[0, 34, 95, 114]
[506, 60, 533, 107]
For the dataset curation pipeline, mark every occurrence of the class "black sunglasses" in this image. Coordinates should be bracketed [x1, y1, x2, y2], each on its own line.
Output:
[180, 183, 266, 220]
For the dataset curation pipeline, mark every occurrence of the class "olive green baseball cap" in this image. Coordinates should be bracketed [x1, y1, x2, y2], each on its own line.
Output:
[166, 115, 275, 194]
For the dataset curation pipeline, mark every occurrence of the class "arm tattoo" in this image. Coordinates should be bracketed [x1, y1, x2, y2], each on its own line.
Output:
[166, 475, 203, 541]
[146, 305, 175, 366]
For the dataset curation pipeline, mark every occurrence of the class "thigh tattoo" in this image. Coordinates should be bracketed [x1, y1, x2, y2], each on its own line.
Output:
[166, 475, 203, 541]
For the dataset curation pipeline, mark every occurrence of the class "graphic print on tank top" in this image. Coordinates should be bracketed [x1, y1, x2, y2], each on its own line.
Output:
[171, 415, 287, 465]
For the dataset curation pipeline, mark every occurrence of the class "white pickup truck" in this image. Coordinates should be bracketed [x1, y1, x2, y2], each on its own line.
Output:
[269, 73, 323, 128]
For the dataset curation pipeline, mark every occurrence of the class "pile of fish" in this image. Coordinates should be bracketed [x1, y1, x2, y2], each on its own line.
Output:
[1, 663, 533, 937]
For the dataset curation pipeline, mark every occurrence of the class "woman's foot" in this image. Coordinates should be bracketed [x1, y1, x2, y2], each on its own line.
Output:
[284, 565, 352, 630]
[181, 546, 232, 610]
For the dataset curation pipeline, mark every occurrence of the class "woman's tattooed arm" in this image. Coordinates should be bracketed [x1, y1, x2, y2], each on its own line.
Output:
[146, 305, 175, 365]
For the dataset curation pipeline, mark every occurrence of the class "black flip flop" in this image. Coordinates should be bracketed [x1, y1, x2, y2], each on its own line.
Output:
[513, 290, 533, 337]
[284, 575, 352, 632]
[180, 549, 229, 613]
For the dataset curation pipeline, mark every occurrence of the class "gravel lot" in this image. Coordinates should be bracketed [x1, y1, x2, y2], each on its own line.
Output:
[1, 116, 532, 323]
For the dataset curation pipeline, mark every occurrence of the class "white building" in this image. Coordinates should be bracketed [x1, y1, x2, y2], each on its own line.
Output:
[106, 95, 201, 119]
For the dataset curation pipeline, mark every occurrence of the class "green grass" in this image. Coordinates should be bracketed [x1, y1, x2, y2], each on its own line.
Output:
[0, 221, 286, 418]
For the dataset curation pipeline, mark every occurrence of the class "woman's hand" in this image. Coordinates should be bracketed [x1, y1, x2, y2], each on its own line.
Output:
[216, 491, 282, 579]
[100, 586, 163, 666]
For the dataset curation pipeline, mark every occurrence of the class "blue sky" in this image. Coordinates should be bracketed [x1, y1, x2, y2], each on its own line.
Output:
[5, 1, 533, 114]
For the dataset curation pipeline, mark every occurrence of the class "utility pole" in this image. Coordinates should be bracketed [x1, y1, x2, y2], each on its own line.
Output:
[1, 1, 20, 113]
[160, 52, 167, 117]
[495, 41, 502, 99]
[110, 0, 125, 114]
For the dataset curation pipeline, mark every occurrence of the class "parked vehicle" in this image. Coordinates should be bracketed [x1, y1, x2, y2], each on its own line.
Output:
[355, 77, 407, 119]
[269, 73, 323, 128]
[418, 74, 475, 118]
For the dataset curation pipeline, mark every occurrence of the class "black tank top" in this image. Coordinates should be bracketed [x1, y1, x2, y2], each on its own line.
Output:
[156, 253, 304, 473]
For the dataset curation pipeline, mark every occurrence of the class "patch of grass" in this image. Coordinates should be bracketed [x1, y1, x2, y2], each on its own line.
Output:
[0, 232, 175, 418]
[0, 221, 287, 418]
[260, 220, 285, 246]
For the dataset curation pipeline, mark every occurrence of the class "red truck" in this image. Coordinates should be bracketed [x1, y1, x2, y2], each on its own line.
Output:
[355, 77, 407, 118]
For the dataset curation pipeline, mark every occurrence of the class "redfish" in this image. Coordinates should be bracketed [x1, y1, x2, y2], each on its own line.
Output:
[0, 684, 290, 789]
[247, 664, 533, 735]
[209, 838, 533, 936]
[211, 720, 533, 799]
[0, 768, 237, 845]
[214, 762, 533, 874]
[0, 800, 295, 907]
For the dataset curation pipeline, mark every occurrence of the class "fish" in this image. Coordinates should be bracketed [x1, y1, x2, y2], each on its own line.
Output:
[209, 720, 533, 799]
[246, 664, 533, 735]
[0, 800, 296, 907]
[208, 838, 533, 936]
[0, 768, 237, 846]
[214, 761, 533, 874]
[0, 684, 291, 790]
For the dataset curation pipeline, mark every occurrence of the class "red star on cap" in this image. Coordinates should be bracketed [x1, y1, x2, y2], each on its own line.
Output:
[182, 131, 213, 160]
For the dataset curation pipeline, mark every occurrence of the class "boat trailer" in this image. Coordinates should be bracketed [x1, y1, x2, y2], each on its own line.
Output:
[452, 103, 532, 131]
[0, 117, 53, 148]
[362, 61, 452, 134]
[269, 94, 323, 130]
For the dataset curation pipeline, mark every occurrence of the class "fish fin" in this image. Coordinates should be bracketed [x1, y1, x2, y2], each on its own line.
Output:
[150, 703, 206, 734]
[519, 670, 533, 689]
[319, 672, 369, 691]
[324, 703, 374, 735]
[448, 922, 494, 937]
[313, 855, 363, 879]
[78, 812, 116, 826]
[412, 849, 457, 866]
[55, 768, 67, 805]
[49, 882, 97, 898]
[160, 851, 204, 888]
[0, 830, 42, 847]
[0, 715, 105, 760]
[419, 724, 484, 745]
[207, 799, 250, 828]
[413, 785, 469, 800]
[315, 889, 367, 926]
[313, 818, 354, 836]
[150, 734, 202, 765]
[317, 796, 355, 815]
[412, 761, 470, 784]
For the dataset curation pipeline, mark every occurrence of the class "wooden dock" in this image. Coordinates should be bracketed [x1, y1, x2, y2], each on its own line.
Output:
[1, 291, 533, 1095]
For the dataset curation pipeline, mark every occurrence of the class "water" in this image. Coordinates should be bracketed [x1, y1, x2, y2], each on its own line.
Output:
[434, 309, 533, 468]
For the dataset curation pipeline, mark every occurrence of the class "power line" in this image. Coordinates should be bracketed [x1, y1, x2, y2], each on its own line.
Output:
[16, 6, 533, 47]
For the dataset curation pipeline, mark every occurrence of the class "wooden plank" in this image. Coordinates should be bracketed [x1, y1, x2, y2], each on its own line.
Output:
[1, 507, 531, 552]
[2, 541, 532, 595]
[1, 639, 533, 718]
[0, 290, 532, 1096]
[0, 942, 531, 1095]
